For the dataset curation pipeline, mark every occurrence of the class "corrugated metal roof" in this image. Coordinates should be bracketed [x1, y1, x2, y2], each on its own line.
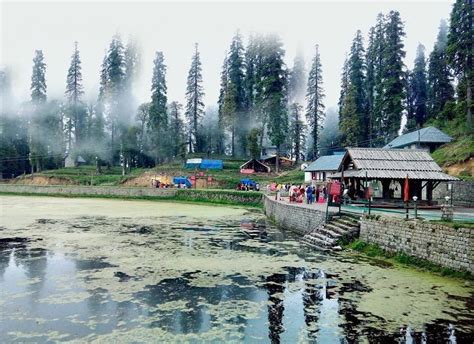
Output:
[383, 127, 452, 148]
[305, 155, 344, 172]
[336, 148, 458, 181]
[332, 169, 458, 180]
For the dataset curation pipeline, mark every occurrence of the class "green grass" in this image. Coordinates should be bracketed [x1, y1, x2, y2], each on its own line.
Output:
[347, 240, 473, 280]
[432, 135, 474, 167]
[38, 165, 148, 186]
[14, 157, 308, 189]
[429, 220, 474, 229]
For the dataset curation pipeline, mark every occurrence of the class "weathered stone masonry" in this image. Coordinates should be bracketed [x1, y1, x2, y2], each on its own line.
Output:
[433, 180, 474, 207]
[360, 216, 474, 273]
[263, 196, 326, 235]
[0, 184, 177, 197]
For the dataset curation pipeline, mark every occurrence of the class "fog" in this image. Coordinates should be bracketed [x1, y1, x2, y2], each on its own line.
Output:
[1, 0, 452, 109]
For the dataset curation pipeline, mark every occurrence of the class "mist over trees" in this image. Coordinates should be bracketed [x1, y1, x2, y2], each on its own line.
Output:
[0, 0, 471, 178]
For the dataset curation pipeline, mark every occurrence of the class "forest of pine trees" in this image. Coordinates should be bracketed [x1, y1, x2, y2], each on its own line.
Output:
[0, 0, 471, 177]
[338, 2, 472, 148]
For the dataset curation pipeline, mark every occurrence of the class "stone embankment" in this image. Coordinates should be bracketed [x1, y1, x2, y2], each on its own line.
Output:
[360, 216, 473, 273]
[0, 185, 263, 206]
[263, 196, 327, 235]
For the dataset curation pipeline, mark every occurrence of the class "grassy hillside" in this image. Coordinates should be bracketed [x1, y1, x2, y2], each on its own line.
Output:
[12, 159, 306, 188]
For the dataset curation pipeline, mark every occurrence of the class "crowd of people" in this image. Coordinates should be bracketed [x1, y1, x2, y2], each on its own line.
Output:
[270, 183, 328, 204]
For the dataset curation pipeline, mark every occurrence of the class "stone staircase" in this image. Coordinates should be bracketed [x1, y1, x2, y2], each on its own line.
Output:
[302, 214, 360, 251]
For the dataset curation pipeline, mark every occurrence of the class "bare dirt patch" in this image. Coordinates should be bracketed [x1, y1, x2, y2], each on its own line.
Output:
[443, 157, 473, 177]
[9, 175, 76, 186]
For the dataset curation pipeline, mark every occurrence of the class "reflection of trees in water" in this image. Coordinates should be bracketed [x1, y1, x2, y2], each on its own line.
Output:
[14, 247, 48, 296]
[265, 273, 286, 344]
[137, 273, 257, 336]
[0, 250, 10, 279]
[302, 270, 322, 340]
[336, 279, 468, 343]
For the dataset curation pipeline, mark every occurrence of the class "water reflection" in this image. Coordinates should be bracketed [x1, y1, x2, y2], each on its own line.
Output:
[0, 219, 472, 343]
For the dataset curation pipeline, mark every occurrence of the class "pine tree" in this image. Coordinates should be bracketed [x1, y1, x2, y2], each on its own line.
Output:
[306, 44, 325, 159]
[338, 55, 349, 127]
[31, 50, 47, 104]
[288, 51, 306, 104]
[381, 10, 406, 141]
[447, 0, 473, 131]
[185, 43, 205, 153]
[29, 50, 47, 172]
[406, 44, 428, 130]
[65, 41, 85, 151]
[365, 27, 376, 146]
[289, 103, 306, 164]
[216, 55, 228, 154]
[98, 52, 108, 102]
[222, 82, 237, 156]
[168, 101, 185, 158]
[123, 39, 140, 124]
[149, 51, 168, 163]
[105, 34, 126, 161]
[245, 34, 266, 149]
[226, 31, 247, 155]
[427, 20, 454, 121]
[370, 13, 387, 146]
[261, 34, 288, 172]
[340, 30, 367, 146]
[339, 86, 359, 146]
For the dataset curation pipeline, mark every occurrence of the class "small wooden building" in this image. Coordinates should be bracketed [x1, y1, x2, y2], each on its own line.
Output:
[331, 148, 458, 204]
[261, 155, 294, 167]
[304, 154, 344, 183]
[240, 159, 271, 174]
[384, 127, 452, 153]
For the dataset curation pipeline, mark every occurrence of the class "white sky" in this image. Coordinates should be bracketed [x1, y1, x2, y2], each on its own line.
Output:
[1, 0, 453, 110]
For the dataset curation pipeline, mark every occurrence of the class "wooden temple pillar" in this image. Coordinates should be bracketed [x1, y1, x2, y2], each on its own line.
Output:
[381, 179, 391, 199]
[426, 180, 433, 205]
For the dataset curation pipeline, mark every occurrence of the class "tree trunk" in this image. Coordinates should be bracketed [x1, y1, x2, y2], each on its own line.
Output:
[275, 146, 280, 173]
[231, 125, 235, 157]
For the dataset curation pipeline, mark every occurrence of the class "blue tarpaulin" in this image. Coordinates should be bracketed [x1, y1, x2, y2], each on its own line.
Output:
[173, 177, 192, 188]
[185, 158, 202, 169]
[240, 178, 256, 187]
[199, 159, 223, 170]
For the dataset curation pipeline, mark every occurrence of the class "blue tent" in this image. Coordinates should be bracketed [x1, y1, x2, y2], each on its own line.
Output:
[240, 178, 257, 187]
[173, 177, 192, 188]
[200, 159, 223, 170]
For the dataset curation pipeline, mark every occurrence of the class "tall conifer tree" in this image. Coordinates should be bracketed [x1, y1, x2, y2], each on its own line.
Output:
[65, 41, 85, 150]
[185, 43, 205, 153]
[381, 10, 406, 141]
[306, 45, 325, 159]
[149, 51, 168, 163]
[447, 0, 473, 131]
[427, 20, 454, 121]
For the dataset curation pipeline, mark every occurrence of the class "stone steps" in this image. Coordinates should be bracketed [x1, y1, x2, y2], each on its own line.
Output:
[302, 214, 360, 251]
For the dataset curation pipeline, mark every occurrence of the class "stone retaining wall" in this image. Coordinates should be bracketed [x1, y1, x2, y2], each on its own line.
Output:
[433, 181, 474, 207]
[360, 216, 473, 273]
[0, 184, 263, 206]
[0, 184, 177, 198]
[263, 196, 326, 235]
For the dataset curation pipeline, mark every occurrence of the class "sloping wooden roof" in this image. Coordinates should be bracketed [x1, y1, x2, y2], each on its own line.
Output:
[333, 148, 458, 181]
[240, 159, 271, 173]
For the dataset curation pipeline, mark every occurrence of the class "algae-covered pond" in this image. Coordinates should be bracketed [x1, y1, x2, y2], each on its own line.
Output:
[0, 196, 473, 343]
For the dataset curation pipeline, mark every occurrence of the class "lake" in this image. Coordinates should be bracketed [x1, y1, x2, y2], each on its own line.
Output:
[0, 196, 472, 343]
